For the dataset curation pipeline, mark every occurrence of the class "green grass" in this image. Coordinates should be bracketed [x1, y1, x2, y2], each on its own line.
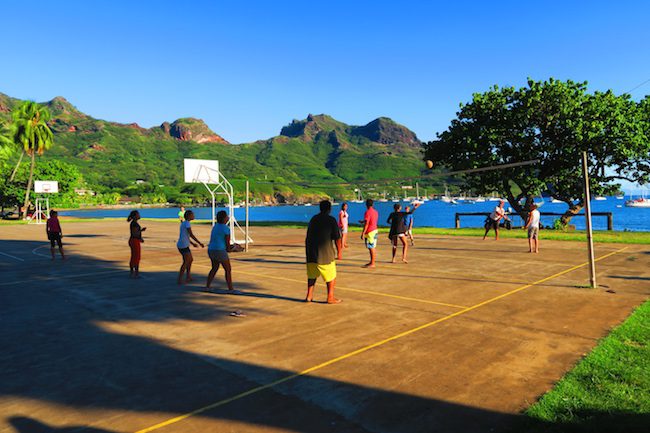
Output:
[521, 300, 650, 432]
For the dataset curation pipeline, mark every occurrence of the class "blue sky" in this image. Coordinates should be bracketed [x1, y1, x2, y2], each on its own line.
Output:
[2, 1, 649, 172]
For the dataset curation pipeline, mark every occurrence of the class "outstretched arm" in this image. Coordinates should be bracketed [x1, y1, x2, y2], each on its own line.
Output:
[188, 228, 204, 248]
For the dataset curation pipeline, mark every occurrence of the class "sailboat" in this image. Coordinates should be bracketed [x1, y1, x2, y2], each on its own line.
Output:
[625, 191, 650, 208]
[625, 198, 650, 208]
[440, 184, 453, 203]
[351, 188, 364, 203]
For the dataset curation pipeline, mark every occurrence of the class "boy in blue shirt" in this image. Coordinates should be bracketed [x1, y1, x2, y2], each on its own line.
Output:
[206, 210, 239, 293]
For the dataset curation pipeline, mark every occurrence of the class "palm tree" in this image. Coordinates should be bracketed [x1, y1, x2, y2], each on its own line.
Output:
[11, 101, 54, 219]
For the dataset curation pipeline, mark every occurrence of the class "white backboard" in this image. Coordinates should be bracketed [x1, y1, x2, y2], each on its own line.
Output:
[34, 180, 59, 193]
[184, 159, 220, 184]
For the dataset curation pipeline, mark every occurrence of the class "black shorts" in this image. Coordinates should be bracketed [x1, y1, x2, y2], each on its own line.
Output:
[48, 233, 62, 248]
[485, 219, 499, 230]
[178, 247, 191, 255]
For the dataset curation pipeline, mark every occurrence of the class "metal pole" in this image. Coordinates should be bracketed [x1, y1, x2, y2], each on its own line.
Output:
[245, 180, 249, 252]
[582, 152, 597, 288]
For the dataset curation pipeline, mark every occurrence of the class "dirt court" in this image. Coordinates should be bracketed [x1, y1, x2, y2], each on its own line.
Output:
[1, 220, 648, 433]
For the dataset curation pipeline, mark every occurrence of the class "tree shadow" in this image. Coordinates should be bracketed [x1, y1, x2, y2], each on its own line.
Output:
[608, 275, 650, 281]
[1, 240, 646, 433]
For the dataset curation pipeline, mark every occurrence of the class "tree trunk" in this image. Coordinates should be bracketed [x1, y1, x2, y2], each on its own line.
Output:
[9, 150, 25, 182]
[560, 203, 584, 226]
[22, 152, 35, 220]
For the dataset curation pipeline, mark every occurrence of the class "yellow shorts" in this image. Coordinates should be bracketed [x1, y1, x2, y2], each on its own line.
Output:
[306, 261, 337, 283]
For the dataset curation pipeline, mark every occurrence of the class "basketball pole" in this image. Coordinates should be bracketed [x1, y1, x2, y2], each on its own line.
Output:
[245, 180, 250, 252]
[582, 152, 597, 288]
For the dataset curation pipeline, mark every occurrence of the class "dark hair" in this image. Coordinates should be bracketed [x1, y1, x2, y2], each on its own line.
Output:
[341, 202, 348, 209]
[393, 203, 401, 211]
[319, 200, 332, 213]
[366, 198, 374, 207]
[127, 210, 138, 222]
[216, 210, 228, 223]
[49, 210, 58, 217]
[184, 210, 194, 220]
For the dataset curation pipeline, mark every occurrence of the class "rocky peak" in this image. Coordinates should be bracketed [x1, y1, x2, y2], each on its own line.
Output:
[163, 118, 229, 144]
[351, 117, 421, 147]
[280, 114, 347, 139]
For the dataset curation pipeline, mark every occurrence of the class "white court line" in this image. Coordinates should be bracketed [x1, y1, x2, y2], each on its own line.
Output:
[0, 251, 25, 261]
[32, 245, 53, 258]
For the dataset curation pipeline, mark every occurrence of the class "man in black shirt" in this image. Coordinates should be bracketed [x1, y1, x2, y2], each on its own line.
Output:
[305, 200, 342, 304]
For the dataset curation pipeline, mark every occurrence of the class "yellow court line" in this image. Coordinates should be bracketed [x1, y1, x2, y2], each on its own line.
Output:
[192, 263, 468, 309]
[133, 246, 628, 433]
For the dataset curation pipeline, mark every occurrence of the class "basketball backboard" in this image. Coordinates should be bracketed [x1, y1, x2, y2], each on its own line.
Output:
[184, 159, 220, 184]
[34, 180, 59, 193]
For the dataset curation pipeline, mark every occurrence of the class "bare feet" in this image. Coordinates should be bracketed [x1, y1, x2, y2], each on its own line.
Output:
[362, 263, 375, 268]
[402, 259, 408, 264]
[327, 298, 342, 304]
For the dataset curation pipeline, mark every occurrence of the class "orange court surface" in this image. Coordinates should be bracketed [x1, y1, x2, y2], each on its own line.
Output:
[1, 220, 649, 433]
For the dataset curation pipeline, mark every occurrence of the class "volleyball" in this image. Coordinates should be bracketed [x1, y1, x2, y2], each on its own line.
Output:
[425, 160, 434, 169]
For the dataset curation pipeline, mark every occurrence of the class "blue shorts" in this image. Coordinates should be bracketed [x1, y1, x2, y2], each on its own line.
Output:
[178, 247, 191, 255]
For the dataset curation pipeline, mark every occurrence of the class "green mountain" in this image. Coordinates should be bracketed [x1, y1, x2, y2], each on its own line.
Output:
[0, 92, 436, 204]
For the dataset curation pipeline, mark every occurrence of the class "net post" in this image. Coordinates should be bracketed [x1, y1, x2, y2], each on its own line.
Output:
[582, 151, 597, 288]
[245, 180, 249, 252]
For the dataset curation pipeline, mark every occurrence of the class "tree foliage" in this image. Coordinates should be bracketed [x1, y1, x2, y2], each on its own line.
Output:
[10, 101, 54, 217]
[424, 78, 650, 222]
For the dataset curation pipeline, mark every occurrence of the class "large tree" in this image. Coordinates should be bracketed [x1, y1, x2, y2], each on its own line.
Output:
[424, 78, 650, 223]
[11, 101, 54, 219]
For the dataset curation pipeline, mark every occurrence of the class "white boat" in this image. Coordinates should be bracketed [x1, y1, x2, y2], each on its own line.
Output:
[378, 199, 388, 202]
[303, 203, 312, 207]
[625, 198, 650, 208]
[551, 198, 563, 204]
[475, 196, 486, 203]
[616, 195, 625, 200]
[595, 196, 607, 201]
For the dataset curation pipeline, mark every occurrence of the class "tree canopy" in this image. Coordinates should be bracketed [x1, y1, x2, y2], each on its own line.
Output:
[424, 78, 650, 222]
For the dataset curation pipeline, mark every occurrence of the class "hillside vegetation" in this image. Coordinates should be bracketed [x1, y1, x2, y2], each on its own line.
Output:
[0, 92, 443, 206]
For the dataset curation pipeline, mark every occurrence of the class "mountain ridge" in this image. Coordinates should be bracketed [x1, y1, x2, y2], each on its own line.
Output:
[0, 92, 432, 204]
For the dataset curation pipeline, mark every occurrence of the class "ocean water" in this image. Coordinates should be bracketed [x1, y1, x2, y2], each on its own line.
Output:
[60, 197, 650, 232]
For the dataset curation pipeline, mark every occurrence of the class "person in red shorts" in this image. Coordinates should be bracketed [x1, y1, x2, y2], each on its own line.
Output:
[127, 210, 146, 278]
[46, 210, 65, 260]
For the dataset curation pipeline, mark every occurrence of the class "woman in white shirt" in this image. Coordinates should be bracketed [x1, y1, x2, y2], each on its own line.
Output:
[177, 210, 204, 284]
[524, 204, 541, 253]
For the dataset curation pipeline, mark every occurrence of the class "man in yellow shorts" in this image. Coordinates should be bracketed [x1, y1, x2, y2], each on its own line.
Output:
[305, 200, 342, 304]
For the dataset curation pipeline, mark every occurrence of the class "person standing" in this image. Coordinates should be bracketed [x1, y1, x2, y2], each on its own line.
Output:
[483, 199, 509, 241]
[360, 198, 379, 268]
[206, 210, 239, 293]
[404, 205, 415, 246]
[127, 210, 145, 278]
[524, 204, 541, 253]
[338, 202, 349, 250]
[177, 206, 185, 222]
[177, 210, 204, 284]
[46, 210, 65, 260]
[305, 200, 342, 304]
[387, 203, 420, 263]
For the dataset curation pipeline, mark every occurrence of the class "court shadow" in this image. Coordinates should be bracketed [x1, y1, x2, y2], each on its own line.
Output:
[63, 234, 107, 238]
[2, 240, 646, 433]
[9, 416, 115, 433]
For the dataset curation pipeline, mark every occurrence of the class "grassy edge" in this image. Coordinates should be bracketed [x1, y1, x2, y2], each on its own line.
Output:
[2, 218, 649, 244]
[523, 299, 650, 431]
